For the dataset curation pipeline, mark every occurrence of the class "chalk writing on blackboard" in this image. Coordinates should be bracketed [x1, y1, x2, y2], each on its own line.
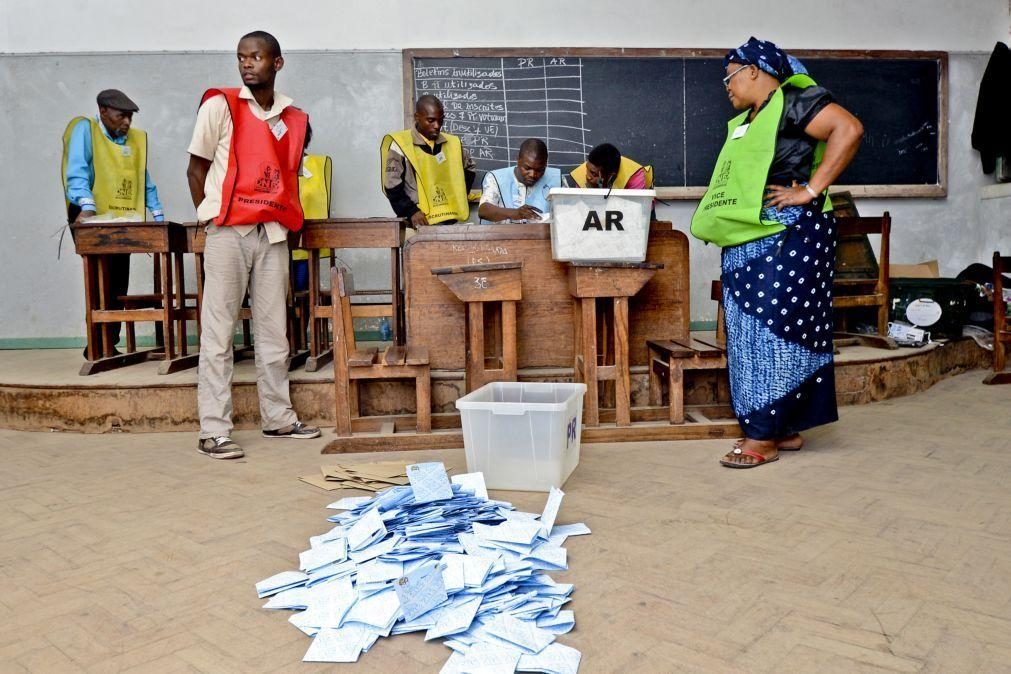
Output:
[415, 57, 592, 177]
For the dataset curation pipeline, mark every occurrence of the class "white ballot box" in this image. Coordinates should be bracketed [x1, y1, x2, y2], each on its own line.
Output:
[455, 382, 586, 492]
[547, 187, 655, 262]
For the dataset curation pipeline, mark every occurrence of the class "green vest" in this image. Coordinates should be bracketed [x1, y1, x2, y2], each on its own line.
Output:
[380, 130, 470, 224]
[690, 74, 831, 248]
[61, 117, 147, 217]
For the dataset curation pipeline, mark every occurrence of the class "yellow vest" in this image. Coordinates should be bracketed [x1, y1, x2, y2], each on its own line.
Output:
[380, 129, 469, 224]
[62, 117, 147, 217]
[569, 156, 654, 189]
[294, 154, 332, 260]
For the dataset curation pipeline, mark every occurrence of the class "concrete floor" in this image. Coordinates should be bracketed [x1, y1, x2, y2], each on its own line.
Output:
[1, 370, 1010, 673]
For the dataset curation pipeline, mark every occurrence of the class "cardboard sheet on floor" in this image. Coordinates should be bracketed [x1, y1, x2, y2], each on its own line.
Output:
[300, 460, 450, 492]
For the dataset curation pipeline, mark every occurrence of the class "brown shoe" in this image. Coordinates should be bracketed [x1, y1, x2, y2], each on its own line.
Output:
[197, 436, 245, 459]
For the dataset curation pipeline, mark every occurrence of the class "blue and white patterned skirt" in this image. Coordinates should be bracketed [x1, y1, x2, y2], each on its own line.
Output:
[721, 199, 839, 440]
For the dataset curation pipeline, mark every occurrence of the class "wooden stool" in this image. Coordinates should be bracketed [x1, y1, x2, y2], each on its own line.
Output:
[331, 267, 431, 437]
[432, 262, 522, 393]
[568, 262, 661, 426]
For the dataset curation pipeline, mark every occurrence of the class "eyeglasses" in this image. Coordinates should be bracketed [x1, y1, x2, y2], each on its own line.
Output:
[722, 65, 750, 87]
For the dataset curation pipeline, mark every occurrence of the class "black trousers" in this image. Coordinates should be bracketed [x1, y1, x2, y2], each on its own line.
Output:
[69, 203, 129, 349]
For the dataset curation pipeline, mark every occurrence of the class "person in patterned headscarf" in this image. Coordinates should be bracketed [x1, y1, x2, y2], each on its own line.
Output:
[690, 37, 864, 468]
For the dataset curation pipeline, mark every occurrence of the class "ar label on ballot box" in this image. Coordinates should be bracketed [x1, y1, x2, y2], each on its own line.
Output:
[581, 210, 624, 231]
[548, 187, 654, 262]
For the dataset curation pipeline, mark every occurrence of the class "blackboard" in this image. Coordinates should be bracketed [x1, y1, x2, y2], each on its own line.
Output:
[406, 49, 947, 198]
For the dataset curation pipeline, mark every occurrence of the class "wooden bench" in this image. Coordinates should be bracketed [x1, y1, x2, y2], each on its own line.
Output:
[647, 336, 727, 424]
[331, 266, 431, 437]
[646, 279, 729, 424]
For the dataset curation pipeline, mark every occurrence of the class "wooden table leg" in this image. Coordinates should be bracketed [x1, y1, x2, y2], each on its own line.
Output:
[174, 252, 187, 356]
[613, 296, 631, 426]
[466, 302, 485, 393]
[96, 255, 112, 357]
[160, 252, 175, 361]
[415, 367, 431, 433]
[501, 300, 517, 382]
[580, 298, 599, 427]
[391, 245, 403, 345]
[308, 250, 322, 360]
[669, 358, 685, 424]
[647, 343, 662, 406]
[572, 298, 582, 384]
[153, 254, 164, 352]
[82, 255, 98, 361]
[600, 299, 616, 410]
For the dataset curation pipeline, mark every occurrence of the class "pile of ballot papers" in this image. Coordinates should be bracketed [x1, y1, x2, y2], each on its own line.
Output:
[256, 461, 589, 673]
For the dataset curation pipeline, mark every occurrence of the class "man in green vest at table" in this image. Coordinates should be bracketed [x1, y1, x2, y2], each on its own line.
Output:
[381, 95, 476, 227]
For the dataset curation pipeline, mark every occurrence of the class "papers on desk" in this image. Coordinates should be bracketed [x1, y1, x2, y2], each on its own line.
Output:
[80, 212, 143, 223]
[256, 460, 590, 671]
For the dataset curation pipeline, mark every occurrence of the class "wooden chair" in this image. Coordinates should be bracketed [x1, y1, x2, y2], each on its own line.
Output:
[647, 280, 728, 424]
[330, 266, 431, 436]
[984, 251, 1011, 385]
[833, 212, 892, 342]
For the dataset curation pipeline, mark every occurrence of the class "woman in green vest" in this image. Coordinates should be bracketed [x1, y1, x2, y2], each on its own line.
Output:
[690, 37, 863, 469]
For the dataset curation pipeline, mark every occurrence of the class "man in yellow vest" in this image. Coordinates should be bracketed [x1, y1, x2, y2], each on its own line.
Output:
[381, 95, 476, 226]
[569, 143, 654, 190]
[62, 89, 165, 355]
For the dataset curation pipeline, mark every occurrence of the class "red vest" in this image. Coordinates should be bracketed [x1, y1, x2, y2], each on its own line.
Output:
[202, 88, 308, 231]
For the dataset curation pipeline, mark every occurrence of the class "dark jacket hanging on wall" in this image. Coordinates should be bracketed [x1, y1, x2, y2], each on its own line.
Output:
[971, 41, 1011, 174]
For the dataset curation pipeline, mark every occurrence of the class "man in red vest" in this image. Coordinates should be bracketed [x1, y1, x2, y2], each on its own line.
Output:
[186, 30, 320, 459]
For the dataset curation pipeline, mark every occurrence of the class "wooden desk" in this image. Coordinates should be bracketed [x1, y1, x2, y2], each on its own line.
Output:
[73, 220, 187, 376]
[404, 222, 690, 371]
[302, 218, 409, 371]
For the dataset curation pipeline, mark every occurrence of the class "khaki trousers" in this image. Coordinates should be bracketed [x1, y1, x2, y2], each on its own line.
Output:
[197, 224, 296, 438]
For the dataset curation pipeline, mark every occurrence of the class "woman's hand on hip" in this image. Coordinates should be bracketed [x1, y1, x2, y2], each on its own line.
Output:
[763, 181, 816, 211]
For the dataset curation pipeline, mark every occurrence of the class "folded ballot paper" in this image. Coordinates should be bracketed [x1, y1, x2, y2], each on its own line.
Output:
[256, 461, 589, 672]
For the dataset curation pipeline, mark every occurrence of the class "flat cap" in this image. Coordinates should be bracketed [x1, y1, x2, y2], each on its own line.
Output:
[96, 89, 139, 112]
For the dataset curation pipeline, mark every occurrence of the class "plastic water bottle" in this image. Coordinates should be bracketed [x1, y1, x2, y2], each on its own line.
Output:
[379, 317, 392, 341]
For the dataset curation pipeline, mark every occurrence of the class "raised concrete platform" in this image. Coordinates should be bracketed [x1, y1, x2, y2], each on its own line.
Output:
[0, 336, 991, 434]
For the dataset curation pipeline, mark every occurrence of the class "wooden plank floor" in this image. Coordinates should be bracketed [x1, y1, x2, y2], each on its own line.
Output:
[0, 370, 1009, 672]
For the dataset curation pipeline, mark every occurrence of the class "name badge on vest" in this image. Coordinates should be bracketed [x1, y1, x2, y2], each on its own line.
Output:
[120, 145, 132, 157]
[731, 123, 750, 140]
[271, 119, 288, 141]
[435, 151, 447, 164]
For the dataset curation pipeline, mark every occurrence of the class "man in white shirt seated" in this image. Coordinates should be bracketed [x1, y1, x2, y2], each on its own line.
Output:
[478, 139, 560, 223]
